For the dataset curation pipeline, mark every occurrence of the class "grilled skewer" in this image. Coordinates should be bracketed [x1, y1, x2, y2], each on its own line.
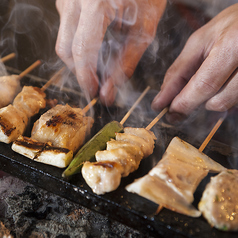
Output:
[126, 116, 226, 217]
[0, 60, 41, 108]
[0, 67, 64, 144]
[81, 108, 168, 195]
[82, 127, 157, 195]
[12, 101, 96, 168]
[62, 86, 151, 178]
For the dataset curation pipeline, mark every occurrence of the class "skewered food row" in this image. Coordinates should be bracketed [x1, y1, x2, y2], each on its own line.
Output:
[0, 86, 46, 143]
[12, 104, 94, 168]
[126, 137, 226, 217]
[82, 127, 156, 195]
[62, 86, 152, 178]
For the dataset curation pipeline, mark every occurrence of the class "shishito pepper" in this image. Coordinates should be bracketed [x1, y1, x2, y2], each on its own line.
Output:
[62, 121, 124, 178]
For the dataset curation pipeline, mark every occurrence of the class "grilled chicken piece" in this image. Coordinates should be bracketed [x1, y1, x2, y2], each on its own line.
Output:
[0, 105, 28, 143]
[82, 161, 123, 195]
[31, 104, 94, 153]
[13, 86, 46, 118]
[0, 86, 46, 144]
[96, 144, 143, 177]
[199, 170, 238, 231]
[0, 75, 21, 108]
[12, 136, 73, 168]
[116, 127, 156, 157]
[82, 127, 156, 195]
[126, 137, 226, 217]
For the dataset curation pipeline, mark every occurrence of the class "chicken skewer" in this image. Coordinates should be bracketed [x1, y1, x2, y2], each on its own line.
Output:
[0, 60, 41, 109]
[0, 67, 64, 144]
[12, 85, 148, 169]
[62, 86, 151, 177]
[81, 108, 168, 195]
[126, 115, 226, 217]
[12, 98, 97, 168]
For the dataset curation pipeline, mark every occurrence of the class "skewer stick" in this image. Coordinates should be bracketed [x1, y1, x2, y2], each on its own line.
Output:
[199, 117, 225, 152]
[41, 66, 66, 92]
[120, 86, 150, 125]
[155, 115, 225, 215]
[17, 60, 41, 80]
[81, 98, 98, 114]
[146, 107, 169, 130]
[0, 53, 16, 63]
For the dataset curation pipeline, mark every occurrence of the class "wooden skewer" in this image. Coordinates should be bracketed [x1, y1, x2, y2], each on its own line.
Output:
[199, 117, 225, 152]
[41, 67, 66, 92]
[81, 98, 98, 114]
[146, 107, 169, 130]
[17, 60, 41, 81]
[0, 53, 16, 63]
[155, 115, 225, 215]
[120, 86, 150, 125]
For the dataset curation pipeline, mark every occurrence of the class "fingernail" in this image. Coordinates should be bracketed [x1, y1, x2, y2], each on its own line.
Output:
[151, 92, 162, 111]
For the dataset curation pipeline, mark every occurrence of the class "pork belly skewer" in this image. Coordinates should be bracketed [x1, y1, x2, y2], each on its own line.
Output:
[81, 107, 168, 195]
[12, 99, 96, 168]
[0, 66, 65, 144]
[0, 53, 16, 63]
[0, 60, 41, 109]
[126, 116, 226, 217]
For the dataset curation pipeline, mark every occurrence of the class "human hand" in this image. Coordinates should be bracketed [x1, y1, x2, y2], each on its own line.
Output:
[55, 0, 166, 105]
[152, 4, 238, 123]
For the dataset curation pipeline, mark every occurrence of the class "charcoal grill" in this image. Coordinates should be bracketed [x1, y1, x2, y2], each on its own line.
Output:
[1, 2, 238, 237]
[0, 66, 237, 238]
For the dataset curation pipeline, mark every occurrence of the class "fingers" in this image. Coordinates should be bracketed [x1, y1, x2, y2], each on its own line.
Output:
[206, 69, 238, 111]
[72, 1, 117, 98]
[168, 40, 237, 116]
[100, 0, 166, 106]
[151, 31, 206, 111]
[152, 27, 238, 123]
[55, 0, 80, 71]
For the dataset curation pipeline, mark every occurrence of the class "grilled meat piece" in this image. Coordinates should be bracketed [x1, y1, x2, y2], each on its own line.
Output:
[199, 170, 238, 231]
[0, 75, 21, 108]
[0, 105, 28, 143]
[82, 127, 156, 195]
[82, 161, 123, 194]
[0, 86, 46, 143]
[13, 86, 46, 118]
[115, 127, 156, 158]
[31, 104, 94, 153]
